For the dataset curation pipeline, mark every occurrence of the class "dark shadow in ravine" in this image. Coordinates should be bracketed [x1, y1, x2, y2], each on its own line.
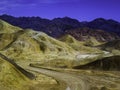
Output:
[0, 53, 35, 79]
[73, 56, 120, 71]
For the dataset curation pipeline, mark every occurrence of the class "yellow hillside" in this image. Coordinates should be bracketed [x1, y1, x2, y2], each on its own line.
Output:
[0, 19, 21, 33]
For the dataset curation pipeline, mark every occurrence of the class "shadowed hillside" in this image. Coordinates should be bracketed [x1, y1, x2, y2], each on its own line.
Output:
[73, 56, 120, 71]
[64, 28, 119, 42]
[98, 40, 120, 51]
[97, 40, 120, 56]
[0, 15, 120, 41]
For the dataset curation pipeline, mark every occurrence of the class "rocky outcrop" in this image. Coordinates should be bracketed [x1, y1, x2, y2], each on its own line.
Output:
[64, 28, 120, 42]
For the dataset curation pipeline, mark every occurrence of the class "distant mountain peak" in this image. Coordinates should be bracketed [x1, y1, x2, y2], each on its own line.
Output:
[52, 16, 80, 22]
[93, 18, 106, 21]
[92, 18, 120, 24]
[0, 14, 120, 39]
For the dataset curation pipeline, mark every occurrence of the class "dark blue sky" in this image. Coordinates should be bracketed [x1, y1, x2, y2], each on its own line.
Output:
[0, 0, 120, 21]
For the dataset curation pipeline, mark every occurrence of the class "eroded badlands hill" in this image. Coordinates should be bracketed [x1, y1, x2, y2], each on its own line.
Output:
[0, 19, 120, 90]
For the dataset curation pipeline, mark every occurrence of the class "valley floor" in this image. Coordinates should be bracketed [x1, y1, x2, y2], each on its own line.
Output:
[18, 61, 120, 90]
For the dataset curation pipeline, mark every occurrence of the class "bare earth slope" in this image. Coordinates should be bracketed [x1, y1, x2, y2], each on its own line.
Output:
[0, 19, 120, 90]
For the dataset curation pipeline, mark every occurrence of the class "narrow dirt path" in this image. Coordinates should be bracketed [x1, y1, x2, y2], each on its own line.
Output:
[27, 66, 89, 90]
